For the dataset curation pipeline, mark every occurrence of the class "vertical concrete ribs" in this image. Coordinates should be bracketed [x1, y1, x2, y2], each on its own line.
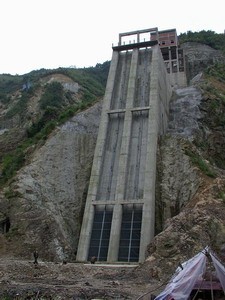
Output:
[77, 28, 172, 263]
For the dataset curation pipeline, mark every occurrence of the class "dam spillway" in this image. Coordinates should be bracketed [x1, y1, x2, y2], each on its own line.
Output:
[77, 28, 172, 263]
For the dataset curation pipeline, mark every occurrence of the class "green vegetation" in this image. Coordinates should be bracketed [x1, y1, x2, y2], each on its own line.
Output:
[0, 62, 109, 105]
[218, 190, 225, 202]
[57, 67, 106, 98]
[205, 63, 225, 82]
[184, 148, 216, 178]
[4, 187, 22, 199]
[179, 30, 225, 52]
[0, 74, 23, 94]
[0, 62, 110, 186]
[6, 88, 34, 119]
[0, 101, 96, 186]
[0, 148, 25, 184]
[85, 61, 111, 87]
[193, 62, 225, 170]
[39, 81, 64, 109]
[0, 92, 10, 104]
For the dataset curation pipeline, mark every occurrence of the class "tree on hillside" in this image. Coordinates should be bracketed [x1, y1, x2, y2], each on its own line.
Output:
[179, 30, 225, 52]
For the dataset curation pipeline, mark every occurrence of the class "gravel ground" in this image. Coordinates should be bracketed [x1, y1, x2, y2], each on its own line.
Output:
[0, 258, 160, 300]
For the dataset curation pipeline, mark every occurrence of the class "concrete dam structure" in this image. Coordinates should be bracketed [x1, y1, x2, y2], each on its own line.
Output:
[77, 28, 181, 263]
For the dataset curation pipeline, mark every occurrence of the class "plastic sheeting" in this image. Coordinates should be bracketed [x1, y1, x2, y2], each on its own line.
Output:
[154, 247, 225, 300]
[155, 250, 207, 300]
[211, 251, 225, 292]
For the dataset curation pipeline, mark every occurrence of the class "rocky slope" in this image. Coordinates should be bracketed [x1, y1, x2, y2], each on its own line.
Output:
[0, 101, 102, 261]
[1, 75, 225, 300]
[0, 44, 225, 299]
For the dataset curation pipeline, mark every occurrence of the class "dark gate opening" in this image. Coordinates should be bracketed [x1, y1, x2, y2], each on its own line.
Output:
[88, 205, 113, 261]
[0, 217, 10, 234]
[118, 204, 142, 262]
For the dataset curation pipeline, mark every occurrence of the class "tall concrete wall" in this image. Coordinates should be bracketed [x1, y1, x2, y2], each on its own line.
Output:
[77, 44, 172, 263]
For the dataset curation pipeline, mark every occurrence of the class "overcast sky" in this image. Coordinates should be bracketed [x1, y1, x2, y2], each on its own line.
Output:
[0, 0, 224, 75]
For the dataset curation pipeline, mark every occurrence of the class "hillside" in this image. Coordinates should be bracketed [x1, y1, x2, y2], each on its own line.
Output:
[0, 63, 110, 186]
[1, 32, 225, 298]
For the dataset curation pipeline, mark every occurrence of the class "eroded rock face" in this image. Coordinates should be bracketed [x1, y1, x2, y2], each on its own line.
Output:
[182, 42, 225, 83]
[145, 79, 225, 282]
[145, 177, 225, 282]
[168, 86, 202, 138]
[0, 102, 102, 261]
[155, 136, 201, 233]
[156, 85, 203, 232]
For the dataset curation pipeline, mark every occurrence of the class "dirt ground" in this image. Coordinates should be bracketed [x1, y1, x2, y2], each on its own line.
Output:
[0, 258, 161, 300]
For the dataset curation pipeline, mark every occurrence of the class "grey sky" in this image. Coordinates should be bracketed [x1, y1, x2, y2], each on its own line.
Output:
[0, 0, 224, 75]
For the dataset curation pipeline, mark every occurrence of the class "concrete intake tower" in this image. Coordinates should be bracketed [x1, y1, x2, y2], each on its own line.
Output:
[77, 28, 182, 263]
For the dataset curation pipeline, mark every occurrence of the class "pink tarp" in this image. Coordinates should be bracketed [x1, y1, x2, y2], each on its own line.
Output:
[155, 247, 225, 300]
[155, 250, 207, 300]
[211, 252, 225, 292]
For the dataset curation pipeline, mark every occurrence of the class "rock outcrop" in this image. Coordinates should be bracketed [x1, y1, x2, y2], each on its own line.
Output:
[0, 102, 102, 261]
[140, 76, 225, 286]
[182, 42, 225, 83]
[0, 43, 225, 298]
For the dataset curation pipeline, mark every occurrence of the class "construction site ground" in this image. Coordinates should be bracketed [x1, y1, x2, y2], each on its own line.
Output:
[0, 258, 160, 299]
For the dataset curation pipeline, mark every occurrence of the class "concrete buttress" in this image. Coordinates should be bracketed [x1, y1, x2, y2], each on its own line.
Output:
[77, 31, 172, 263]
